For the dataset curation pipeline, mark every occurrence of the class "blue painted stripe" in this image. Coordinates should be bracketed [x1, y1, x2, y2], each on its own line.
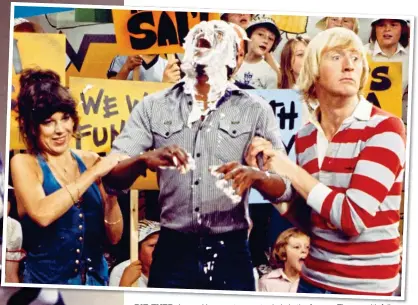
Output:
[14, 6, 75, 18]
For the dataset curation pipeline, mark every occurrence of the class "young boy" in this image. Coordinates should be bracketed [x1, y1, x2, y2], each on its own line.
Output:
[235, 14, 281, 89]
[109, 220, 160, 287]
[258, 228, 310, 292]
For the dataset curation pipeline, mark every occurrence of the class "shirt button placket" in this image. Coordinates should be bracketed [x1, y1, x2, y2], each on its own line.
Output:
[193, 126, 203, 226]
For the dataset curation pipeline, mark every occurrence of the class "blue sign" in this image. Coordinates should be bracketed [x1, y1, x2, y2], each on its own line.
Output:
[246, 89, 304, 204]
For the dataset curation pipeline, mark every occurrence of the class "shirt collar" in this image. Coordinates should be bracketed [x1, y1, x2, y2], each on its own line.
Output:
[168, 80, 241, 95]
[309, 96, 373, 128]
[372, 42, 407, 57]
[264, 268, 293, 282]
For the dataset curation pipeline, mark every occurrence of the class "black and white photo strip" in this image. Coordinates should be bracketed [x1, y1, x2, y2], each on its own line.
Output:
[1, 1, 416, 305]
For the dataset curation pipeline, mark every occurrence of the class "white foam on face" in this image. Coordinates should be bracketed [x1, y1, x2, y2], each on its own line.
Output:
[181, 20, 239, 126]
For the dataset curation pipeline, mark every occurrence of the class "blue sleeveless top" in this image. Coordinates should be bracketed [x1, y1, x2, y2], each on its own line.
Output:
[22, 151, 108, 285]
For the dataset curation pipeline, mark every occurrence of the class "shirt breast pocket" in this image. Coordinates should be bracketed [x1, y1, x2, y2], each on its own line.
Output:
[215, 120, 253, 163]
[152, 120, 184, 148]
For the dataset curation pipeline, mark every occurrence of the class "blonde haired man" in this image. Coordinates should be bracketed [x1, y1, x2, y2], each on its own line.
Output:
[216, 27, 405, 295]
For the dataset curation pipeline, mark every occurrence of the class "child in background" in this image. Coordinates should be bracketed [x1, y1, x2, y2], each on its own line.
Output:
[258, 228, 310, 292]
[235, 14, 281, 89]
[220, 13, 252, 29]
[279, 36, 310, 89]
[109, 220, 160, 287]
[278, 36, 315, 124]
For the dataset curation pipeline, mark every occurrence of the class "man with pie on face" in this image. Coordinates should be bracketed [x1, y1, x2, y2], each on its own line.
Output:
[103, 20, 291, 291]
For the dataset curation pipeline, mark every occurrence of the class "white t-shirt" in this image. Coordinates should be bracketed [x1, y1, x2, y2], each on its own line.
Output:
[107, 55, 168, 82]
[235, 60, 278, 89]
[109, 260, 148, 288]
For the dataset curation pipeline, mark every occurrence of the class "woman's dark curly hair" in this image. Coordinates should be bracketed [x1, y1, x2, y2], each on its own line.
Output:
[17, 68, 79, 154]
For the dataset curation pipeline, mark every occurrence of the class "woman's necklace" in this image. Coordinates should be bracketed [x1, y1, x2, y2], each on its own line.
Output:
[47, 154, 82, 206]
[48, 158, 77, 184]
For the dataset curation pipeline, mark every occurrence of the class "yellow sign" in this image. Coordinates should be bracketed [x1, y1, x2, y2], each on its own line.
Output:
[363, 60, 403, 118]
[12, 33, 66, 84]
[73, 78, 173, 190]
[10, 33, 67, 150]
[112, 10, 219, 55]
[70, 77, 172, 152]
[272, 15, 308, 34]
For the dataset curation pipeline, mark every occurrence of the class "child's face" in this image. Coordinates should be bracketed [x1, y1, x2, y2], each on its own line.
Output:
[249, 27, 275, 57]
[139, 233, 159, 272]
[375, 19, 402, 49]
[227, 14, 252, 29]
[291, 41, 307, 77]
[284, 235, 310, 273]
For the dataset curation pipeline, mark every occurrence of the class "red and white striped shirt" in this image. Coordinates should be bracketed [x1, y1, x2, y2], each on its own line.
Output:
[294, 97, 406, 295]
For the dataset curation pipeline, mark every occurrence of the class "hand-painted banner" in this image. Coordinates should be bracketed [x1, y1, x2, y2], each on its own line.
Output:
[70, 77, 172, 152]
[71, 78, 173, 190]
[363, 60, 402, 118]
[112, 10, 219, 55]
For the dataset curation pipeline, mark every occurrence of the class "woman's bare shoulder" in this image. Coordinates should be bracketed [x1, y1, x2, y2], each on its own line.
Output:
[72, 149, 100, 168]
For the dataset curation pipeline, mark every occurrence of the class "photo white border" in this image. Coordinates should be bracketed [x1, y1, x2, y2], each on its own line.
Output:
[2, 2, 415, 304]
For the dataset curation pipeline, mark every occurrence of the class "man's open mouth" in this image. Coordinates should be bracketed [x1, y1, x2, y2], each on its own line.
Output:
[197, 38, 211, 49]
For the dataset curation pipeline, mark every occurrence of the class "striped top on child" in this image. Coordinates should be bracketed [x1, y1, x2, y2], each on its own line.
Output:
[292, 97, 405, 295]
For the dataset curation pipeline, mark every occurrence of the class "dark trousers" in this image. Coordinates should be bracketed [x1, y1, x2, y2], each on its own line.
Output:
[148, 227, 255, 291]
